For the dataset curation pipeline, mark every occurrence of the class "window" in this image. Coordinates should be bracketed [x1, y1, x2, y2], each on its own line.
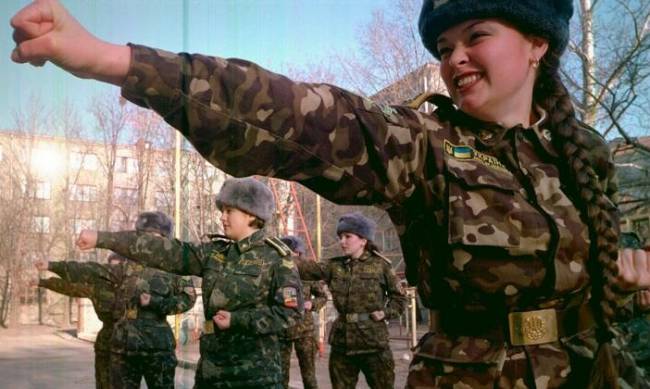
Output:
[32, 216, 50, 234]
[70, 152, 98, 171]
[69, 184, 97, 202]
[114, 187, 138, 203]
[34, 181, 51, 200]
[70, 218, 96, 234]
[115, 156, 127, 173]
[127, 158, 138, 174]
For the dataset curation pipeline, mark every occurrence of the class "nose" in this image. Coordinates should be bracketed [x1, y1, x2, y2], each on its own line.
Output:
[447, 45, 469, 68]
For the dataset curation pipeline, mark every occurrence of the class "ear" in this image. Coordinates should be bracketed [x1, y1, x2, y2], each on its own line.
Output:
[529, 35, 549, 62]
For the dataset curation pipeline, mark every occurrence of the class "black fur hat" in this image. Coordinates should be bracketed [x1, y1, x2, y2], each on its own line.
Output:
[215, 177, 275, 222]
[135, 211, 174, 238]
[419, 0, 574, 59]
[280, 236, 307, 256]
[336, 212, 376, 241]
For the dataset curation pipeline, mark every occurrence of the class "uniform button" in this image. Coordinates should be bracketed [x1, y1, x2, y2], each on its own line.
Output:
[542, 129, 553, 141]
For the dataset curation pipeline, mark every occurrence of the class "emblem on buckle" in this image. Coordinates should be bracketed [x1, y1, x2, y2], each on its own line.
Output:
[508, 308, 558, 346]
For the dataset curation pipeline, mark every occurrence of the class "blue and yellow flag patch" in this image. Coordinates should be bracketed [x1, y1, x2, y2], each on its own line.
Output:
[444, 140, 508, 172]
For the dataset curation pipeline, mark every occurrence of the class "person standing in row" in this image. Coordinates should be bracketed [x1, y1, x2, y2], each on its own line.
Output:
[35, 252, 126, 389]
[279, 235, 328, 389]
[75, 177, 304, 388]
[298, 213, 407, 389]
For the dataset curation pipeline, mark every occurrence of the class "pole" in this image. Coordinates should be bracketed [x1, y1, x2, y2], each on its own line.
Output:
[316, 195, 326, 357]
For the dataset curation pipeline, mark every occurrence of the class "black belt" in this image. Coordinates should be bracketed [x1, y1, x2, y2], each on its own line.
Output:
[432, 304, 595, 346]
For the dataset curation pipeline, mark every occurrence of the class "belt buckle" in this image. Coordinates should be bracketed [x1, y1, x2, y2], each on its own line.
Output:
[204, 320, 214, 334]
[346, 313, 358, 323]
[125, 308, 137, 320]
[508, 308, 558, 346]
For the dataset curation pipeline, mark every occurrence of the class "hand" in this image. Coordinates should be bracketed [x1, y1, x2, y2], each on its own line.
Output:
[637, 290, 650, 311]
[76, 230, 98, 250]
[213, 310, 231, 330]
[617, 249, 650, 290]
[370, 310, 385, 321]
[34, 260, 49, 271]
[304, 301, 312, 311]
[139, 293, 151, 307]
[10, 0, 130, 84]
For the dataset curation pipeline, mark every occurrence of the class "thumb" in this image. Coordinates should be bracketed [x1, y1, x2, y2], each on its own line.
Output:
[12, 34, 55, 65]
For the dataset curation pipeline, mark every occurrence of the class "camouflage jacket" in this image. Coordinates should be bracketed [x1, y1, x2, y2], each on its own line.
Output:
[95, 229, 303, 387]
[110, 261, 196, 356]
[281, 276, 327, 341]
[40, 261, 120, 352]
[298, 250, 406, 353]
[120, 44, 618, 384]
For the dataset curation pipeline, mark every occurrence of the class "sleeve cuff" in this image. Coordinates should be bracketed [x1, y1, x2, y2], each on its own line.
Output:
[229, 311, 248, 331]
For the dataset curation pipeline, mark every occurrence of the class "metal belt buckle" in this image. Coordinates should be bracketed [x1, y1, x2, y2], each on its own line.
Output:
[204, 320, 214, 334]
[508, 308, 558, 346]
[346, 313, 359, 323]
[125, 308, 138, 320]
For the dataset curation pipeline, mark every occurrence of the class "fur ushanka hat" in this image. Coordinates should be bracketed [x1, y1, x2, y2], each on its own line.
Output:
[215, 177, 275, 222]
[135, 211, 174, 238]
[280, 236, 307, 256]
[336, 212, 376, 241]
[419, 0, 574, 59]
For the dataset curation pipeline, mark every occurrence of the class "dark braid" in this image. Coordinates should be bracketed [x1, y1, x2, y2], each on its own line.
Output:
[534, 52, 620, 338]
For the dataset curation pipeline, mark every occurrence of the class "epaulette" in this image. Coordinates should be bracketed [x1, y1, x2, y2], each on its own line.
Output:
[371, 250, 392, 265]
[403, 91, 439, 110]
[265, 237, 291, 257]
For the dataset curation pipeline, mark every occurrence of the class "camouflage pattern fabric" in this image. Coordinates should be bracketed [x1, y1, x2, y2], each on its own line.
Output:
[110, 352, 176, 389]
[108, 260, 195, 388]
[95, 229, 303, 388]
[329, 347, 395, 389]
[298, 251, 406, 354]
[118, 45, 638, 387]
[280, 335, 319, 389]
[39, 261, 120, 389]
[280, 278, 327, 389]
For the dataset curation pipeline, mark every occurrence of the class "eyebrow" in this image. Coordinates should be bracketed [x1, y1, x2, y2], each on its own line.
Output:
[437, 20, 488, 44]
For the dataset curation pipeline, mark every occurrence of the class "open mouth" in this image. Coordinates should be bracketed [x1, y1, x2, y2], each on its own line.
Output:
[454, 73, 483, 90]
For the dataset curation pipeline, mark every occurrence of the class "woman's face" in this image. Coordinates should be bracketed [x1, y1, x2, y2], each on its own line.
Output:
[220, 206, 256, 241]
[436, 19, 548, 124]
[339, 232, 367, 258]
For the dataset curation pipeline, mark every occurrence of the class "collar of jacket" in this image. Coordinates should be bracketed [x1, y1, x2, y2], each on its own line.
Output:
[346, 250, 372, 264]
[450, 105, 558, 158]
[234, 229, 265, 254]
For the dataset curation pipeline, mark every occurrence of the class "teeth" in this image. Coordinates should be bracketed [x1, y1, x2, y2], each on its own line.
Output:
[457, 74, 481, 87]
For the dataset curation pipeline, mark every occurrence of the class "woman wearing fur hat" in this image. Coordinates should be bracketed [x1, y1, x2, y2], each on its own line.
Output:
[297, 212, 407, 389]
[11, 0, 650, 387]
[76, 178, 303, 389]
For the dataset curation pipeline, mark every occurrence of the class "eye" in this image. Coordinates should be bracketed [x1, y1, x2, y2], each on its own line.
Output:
[437, 46, 451, 58]
[469, 31, 488, 42]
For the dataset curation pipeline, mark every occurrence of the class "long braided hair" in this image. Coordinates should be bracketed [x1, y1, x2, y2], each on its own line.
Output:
[534, 49, 621, 386]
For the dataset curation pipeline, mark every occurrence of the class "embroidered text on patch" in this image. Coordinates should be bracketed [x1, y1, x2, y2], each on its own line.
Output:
[444, 140, 508, 172]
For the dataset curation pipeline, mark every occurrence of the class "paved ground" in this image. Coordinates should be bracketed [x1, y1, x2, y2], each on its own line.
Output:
[0, 324, 425, 388]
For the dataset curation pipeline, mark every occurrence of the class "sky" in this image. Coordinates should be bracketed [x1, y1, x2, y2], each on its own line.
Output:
[0, 0, 393, 130]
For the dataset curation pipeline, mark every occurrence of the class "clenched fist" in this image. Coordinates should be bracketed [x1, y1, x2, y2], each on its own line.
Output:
[617, 249, 650, 291]
[76, 229, 98, 250]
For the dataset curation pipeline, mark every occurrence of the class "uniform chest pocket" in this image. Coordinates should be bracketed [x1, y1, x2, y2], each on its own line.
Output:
[446, 158, 548, 252]
[357, 272, 384, 306]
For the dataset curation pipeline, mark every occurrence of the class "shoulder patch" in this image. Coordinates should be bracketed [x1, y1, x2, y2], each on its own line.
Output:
[265, 237, 290, 257]
[371, 250, 392, 265]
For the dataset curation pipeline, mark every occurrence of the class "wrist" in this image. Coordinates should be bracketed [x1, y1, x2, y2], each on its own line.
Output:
[89, 41, 131, 86]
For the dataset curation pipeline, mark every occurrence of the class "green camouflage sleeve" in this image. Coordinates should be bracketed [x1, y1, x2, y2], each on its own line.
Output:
[310, 281, 328, 312]
[383, 262, 407, 320]
[48, 261, 116, 285]
[296, 259, 332, 283]
[96, 231, 207, 276]
[38, 277, 93, 298]
[146, 276, 196, 315]
[121, 44, 430, 206]
[229, 259, 304, 335]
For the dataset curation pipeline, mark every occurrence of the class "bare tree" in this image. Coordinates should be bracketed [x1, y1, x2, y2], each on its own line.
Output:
[564, 0, 650, 143]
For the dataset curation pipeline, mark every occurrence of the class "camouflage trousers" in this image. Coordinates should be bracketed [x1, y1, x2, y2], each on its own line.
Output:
[329, 347, 394, 389]
[95, 349, 111, 389]
[280, 335, 319, 389]
[110, 352, 176, 389]
[405, 330, 650, 388]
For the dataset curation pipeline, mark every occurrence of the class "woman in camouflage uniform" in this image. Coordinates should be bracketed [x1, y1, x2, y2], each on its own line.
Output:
[10, 0, 650, 387]
[298, 212, 407, 389]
